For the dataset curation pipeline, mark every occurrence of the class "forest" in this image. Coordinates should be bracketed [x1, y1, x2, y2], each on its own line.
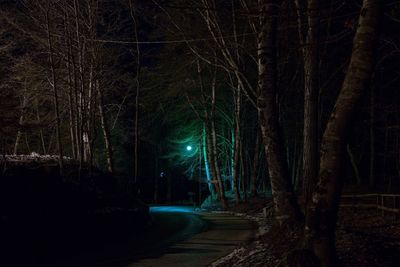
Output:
[1, 0, 400, 266]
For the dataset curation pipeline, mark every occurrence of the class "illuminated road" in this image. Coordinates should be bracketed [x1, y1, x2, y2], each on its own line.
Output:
[56, 206, 256, 267]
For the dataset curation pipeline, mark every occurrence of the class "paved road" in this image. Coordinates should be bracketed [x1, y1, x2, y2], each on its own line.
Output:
[132, 209, 257, 267]
[57, 206, 256, 267]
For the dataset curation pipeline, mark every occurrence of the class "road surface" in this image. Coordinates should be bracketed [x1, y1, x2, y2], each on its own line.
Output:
[56, 206, 257, 267]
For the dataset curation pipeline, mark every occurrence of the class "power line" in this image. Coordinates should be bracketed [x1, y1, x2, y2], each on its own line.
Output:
[87, 33, 256, 45]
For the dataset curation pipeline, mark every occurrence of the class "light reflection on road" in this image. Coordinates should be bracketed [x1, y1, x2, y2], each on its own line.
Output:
[150, 206, 197, 213]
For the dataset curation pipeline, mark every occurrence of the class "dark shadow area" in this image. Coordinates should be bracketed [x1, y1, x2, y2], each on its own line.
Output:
[0, 162, 150, 267]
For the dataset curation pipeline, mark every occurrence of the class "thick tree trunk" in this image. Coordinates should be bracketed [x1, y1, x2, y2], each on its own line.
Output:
[301, 0, 320, 208]
[257, 0, 299, 223]
[305, 1, 381, 265]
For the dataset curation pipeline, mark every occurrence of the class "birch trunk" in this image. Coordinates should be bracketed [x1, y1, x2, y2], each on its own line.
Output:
[232, 84, 242, 203]
[97, 82, 114, 174]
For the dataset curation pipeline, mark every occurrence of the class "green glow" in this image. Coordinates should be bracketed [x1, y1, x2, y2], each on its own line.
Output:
[186, 145, 192, 151]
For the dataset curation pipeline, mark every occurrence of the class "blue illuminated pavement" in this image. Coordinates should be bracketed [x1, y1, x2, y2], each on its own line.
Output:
[150, 206, 197, 213]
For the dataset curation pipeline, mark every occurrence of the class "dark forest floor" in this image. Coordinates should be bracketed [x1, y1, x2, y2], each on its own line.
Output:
[209, 198, 400, 267]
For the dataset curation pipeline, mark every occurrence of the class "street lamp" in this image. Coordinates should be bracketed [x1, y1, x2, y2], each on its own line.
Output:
[185, 144, 202, 208]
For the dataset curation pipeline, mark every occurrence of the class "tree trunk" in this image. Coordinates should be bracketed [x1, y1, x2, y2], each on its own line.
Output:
[86, 64, 94, 168]
[210, 119, 227, 209]
[68, 10, 81, 161]
[369, 84, 375, 187]
[251, 129, 261, 197]
[74, 0, 85, 175]
[64, 12, 77, 159]
[305, 1, 381, 265]
[210, 68, 228, 209]
[154, 145, 160, 203]
[347, 144, 361, 185]
[203, 124, 215, 196]
[36, 99, 46, 154]
[14, 92, 27, 155]
[97, 82, 114, 174]
[46, 7, 64, 175]
[257, 0, 299, 223]
[240, 140, 247, 202]
[232, 83, 242, 204]
[301, 0, 320, 209]
[129, 0, 141, 184]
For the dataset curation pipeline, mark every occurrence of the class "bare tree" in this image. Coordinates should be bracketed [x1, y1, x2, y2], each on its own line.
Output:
[45, 1, 64, 174]
[304, 0, 382, 265]
[257, 0, 300, 223]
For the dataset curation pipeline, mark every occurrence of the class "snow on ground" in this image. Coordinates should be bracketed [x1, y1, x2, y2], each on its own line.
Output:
[1, 153, 72, 164]
[209, 210, 273, 267]
[210, 241, 271, 267]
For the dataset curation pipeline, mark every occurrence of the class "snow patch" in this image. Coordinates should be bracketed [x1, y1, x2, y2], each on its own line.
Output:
[209, 209, 273, 266]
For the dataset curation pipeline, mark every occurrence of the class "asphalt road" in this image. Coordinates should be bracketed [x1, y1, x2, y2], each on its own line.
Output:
[56, 206, 256, 267]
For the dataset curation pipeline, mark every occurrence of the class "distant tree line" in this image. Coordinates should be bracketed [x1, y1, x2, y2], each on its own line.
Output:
[0, 0, 145, 181]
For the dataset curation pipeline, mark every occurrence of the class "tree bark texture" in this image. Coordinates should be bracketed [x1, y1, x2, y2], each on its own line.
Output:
[305, 1, 381, 265]
[302, 0, 320, 208]
[257, 0, 299, 223]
